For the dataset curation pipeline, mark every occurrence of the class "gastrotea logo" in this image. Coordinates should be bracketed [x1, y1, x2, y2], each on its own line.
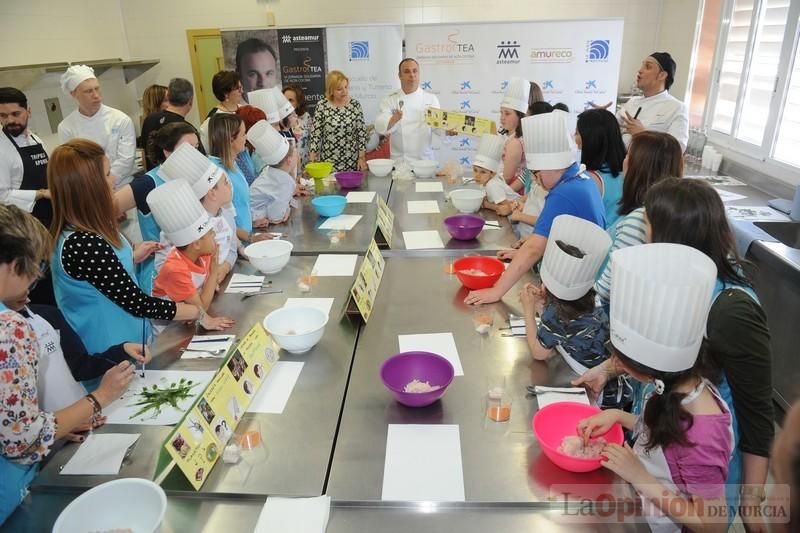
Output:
[586, 40, 610, 62]
[349, 41, 369, 61]
[497, 40, 520, 64]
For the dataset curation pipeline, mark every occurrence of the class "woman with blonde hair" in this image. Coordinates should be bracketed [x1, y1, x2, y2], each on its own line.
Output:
[0, 204, 136, 523]
[141, 84, 168, 125]
[49, 139, 225, 360]
[308, 70, 367, 172]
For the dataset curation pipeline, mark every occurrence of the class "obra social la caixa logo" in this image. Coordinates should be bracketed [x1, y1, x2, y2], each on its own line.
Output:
[586, 40, 610, 62]
[349, 41, 369, 61]
[415, 30, 476, 63]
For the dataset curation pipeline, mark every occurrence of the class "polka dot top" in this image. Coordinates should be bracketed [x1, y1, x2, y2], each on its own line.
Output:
[61, 232, 177, 320]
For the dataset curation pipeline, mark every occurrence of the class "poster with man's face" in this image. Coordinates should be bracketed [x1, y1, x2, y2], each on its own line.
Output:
[222, 28, 327, 114]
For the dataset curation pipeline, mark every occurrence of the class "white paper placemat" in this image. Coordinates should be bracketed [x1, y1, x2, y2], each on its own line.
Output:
[319, 214, 363, 230]
[60, 433, 141, 475]
[398, 332, 463, 376]
[402, 230, 444, 250]
[415, 182, 444, 193]
[345, 191, 376, 203]
[312, 254, 358, 276]
[247, 362, 305, 414]
[407, 200, 440, 214]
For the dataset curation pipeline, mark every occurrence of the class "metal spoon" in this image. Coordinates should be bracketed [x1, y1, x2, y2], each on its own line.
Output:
[181, 347, 228, 356]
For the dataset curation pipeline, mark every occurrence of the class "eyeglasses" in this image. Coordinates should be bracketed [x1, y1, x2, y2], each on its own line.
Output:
[29, 261, 48, 291]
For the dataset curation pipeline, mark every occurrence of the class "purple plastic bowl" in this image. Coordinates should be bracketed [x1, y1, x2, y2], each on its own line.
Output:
[380, 351, 455, 407]
[444, 214, 485, 241]
[334, 171, 364, 188]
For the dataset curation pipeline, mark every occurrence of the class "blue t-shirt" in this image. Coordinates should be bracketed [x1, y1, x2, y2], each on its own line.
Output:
[210, 156, 252, 234]
[591, 165, 623, 228]
[533, 163, 606, 238]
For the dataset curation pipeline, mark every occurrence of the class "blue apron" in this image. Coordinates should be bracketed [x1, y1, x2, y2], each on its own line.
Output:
[210, 156, 251, 234]
[0, 302, 39, 524]
[629, 277, 755, 524]
[135, 167, 165, 295]
[51, 230, 151, 373]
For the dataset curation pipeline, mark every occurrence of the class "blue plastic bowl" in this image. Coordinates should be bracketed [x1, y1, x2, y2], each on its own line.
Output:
[311, 195, 346, 217]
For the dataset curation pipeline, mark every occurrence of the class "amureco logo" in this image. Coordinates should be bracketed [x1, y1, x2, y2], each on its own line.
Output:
[497, 40, 520, 64]
[349, 41, 369, 61]
[530, 47, 573, 64]
[586, 40, 610, 62]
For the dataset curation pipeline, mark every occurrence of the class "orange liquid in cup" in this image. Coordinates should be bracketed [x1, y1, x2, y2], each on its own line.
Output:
[486, 406, 511, 422]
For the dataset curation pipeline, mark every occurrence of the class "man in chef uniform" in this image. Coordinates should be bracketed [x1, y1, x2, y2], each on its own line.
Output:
[616, 52, 689, 151]
[58, 65, 137, 190]
[375, 58, 456, 161]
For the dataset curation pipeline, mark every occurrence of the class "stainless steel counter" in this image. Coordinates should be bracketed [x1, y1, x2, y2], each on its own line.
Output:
[326, 257, 634, 504]
[5, 492, 648, 532]
[266, 172, 392, 255]
[31, 256, 361, 497]
[386, 177, 519, 254]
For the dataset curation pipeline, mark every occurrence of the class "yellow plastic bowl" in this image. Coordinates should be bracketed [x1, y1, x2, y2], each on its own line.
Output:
[305, 162, 334, 179]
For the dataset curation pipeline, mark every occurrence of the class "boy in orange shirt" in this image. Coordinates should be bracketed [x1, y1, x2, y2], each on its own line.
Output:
[147, 179, 234, 334]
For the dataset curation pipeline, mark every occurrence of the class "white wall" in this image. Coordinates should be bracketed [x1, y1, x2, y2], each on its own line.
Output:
[0, 0, 139, 148]
[1, 0, 699, 136]
[118, 0, 697, 126]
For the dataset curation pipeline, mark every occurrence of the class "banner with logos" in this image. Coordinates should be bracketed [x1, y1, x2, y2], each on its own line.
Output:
[404, 19, 624, 167]
[325, 24, 403, 125]
[222, 28, 328, 114]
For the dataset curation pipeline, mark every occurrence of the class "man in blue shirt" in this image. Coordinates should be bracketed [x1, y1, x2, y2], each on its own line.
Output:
[465, 111, 605, 304]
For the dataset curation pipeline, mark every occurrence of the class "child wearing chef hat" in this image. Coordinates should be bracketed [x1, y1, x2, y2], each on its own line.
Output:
[147, 180, 235, 335]
[247, 120, 297, 225]
[520, 215, 629, 409]
[498, 77, 529, 189]
[472, 134, 520, 216]
[577, 243, 733, 532]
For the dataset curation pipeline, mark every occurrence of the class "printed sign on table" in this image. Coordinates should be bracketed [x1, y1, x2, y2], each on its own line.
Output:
[349, 240, 386, 322]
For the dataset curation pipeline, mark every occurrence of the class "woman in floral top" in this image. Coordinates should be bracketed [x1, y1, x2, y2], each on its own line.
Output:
[0, 205, 135, 523]
[308, 70, 367, 172]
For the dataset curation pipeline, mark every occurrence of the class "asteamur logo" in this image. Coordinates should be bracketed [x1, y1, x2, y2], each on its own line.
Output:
[497, 40, 520, 64]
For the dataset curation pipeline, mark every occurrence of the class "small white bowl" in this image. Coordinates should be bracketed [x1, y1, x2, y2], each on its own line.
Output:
[53, 478, 167, 533]
[263, 306, 328, 354]
[410, 159, 438, 178]
[449, 188, 486, 213]
[367, 158, 395, 177]
[245, 240, 293, 274]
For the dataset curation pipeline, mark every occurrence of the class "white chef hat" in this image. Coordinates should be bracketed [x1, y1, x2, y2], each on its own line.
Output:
[609, 243, 717, 373]
[247, 88, 280, 124]
[160, 143, 224, 199]
[60, 65, 96, 95]
[500, 77, 530, 114]
[521, 111, 577, 171]
[473, 134, 506, 174]
[247, 120, 289, 166]
[146, 180, 213, 248]
[274, 88, 295, 120]
[540, 215, 611, 301]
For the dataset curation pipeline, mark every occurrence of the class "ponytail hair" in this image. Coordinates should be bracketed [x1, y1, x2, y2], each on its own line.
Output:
[613, 346, 719, 451]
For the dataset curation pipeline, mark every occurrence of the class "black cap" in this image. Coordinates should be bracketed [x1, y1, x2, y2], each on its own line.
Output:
[649, 52, 676, 90]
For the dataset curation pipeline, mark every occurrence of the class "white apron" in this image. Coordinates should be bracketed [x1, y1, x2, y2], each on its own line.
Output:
[632, 379, 733, 533]
[29, 310, 87, 412]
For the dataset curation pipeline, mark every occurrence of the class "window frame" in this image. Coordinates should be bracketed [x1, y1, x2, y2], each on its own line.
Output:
[703, 0, 800, 185]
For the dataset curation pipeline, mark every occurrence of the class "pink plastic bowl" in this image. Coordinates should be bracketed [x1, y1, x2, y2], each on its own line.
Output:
[380, 351, 455, 407]
[532, 402, 624, 473]
[334, 171, 364, 188]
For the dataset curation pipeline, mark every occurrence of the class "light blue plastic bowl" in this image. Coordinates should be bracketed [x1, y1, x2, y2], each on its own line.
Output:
[311, 195, 346, 217]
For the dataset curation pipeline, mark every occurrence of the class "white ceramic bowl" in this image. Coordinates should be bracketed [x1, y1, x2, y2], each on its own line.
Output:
[263, 306, 328, 354]
[449, 188, 486, 213]
[244, 240, 293, 274]
[53, 478, 167, 533]
[411, 159, 438, 178]
[367, 158, 395, 177]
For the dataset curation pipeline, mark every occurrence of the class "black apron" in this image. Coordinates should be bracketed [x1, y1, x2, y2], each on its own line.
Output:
[5, 131, 52, 228]
[6, 131, 55, 305]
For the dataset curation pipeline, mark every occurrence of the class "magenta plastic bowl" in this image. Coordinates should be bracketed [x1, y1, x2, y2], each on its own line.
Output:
[532, 402, 624, 473]
[334, 171, 364, 188]
[444, 214, 485, 240]
[380, 351, 455, 407]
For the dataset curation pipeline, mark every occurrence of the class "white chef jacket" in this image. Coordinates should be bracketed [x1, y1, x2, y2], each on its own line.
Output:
[375, 87, 440, 161]
[58, 104, 136, 189]
[484, 175, 520, 204]
[249, 166, 295, 222]
[0, 131, 46, 211]
[617, 91, 688, 151]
